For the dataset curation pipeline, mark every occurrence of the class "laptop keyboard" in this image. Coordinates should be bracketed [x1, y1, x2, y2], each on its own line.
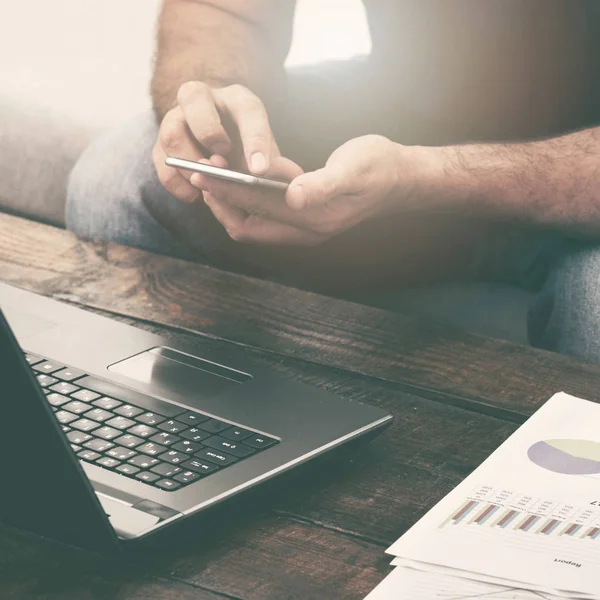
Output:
[25, 353, 279, 492]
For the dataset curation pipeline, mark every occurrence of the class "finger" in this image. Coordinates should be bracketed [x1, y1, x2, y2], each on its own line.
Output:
[215, 85, 275, 175]
[177, 81, 232, 157]
[193, 156, 316, 228]
[210, 154, 229, 168]
[269, 156, 304, 181]
[153, 143, 202, 204]
[158, 106, 205, 181]
[286, 165, 349, 211]
[190, 156, 302, 201]
[204, 193, 324, 246]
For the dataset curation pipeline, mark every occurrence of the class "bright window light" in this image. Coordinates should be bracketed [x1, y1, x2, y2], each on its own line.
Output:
[285, 0, 372, 67]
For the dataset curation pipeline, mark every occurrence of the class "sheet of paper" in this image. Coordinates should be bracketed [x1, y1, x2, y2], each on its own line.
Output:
[365, 566, 579, 600]
[388, 558, 593, 599]
[387, 393, 600, 597]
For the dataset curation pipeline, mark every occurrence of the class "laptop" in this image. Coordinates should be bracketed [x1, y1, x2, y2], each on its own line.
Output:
[0, 282, 392, 553]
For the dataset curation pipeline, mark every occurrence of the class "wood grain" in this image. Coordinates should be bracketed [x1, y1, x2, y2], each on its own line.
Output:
[0, 214, 592, 600]
[2, 213, 600, 420]
[0, 297, 519, 600]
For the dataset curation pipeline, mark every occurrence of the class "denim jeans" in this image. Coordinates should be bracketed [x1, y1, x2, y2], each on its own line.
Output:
[66, 62, 600, 363]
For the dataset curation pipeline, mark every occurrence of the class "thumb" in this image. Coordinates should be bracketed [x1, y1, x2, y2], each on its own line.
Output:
[286, 166, 347, 211]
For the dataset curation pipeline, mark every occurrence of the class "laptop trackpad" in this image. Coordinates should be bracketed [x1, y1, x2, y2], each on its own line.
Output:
[109, 347, 250, 399]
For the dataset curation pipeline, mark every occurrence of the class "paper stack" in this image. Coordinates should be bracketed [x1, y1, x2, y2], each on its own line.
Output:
[366, 393, 600, 599]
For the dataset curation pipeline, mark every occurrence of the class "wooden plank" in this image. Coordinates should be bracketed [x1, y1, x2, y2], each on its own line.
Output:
[164, 516, 387, 600]
[0, 527, 225, 600]
[0, 310, 519, 600]
[0, 513, 386, 600]
[2, 213, 599, 419]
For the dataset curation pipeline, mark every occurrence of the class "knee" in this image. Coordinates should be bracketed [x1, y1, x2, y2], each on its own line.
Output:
[529, 242, 600, 362]
[66, 111, 159, 243]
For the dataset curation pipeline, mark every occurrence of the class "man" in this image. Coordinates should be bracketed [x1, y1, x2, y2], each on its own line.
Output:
[67, 1, 600, 361]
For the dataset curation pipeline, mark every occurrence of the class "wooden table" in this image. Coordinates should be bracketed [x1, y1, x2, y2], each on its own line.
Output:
[2, 212, 600, 599]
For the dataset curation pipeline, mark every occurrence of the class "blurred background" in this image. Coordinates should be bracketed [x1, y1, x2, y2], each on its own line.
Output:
[0, 0, 371, 132]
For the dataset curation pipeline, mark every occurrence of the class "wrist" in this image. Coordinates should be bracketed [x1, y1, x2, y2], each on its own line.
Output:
[387, 143, 456, 213]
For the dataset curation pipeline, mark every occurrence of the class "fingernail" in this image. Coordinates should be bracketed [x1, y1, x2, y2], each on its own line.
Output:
[287, 185, 307, 210]
[250, 152, 268, 174]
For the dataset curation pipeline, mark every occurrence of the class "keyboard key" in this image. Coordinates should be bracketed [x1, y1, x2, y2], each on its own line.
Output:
[114, 404, 144, 418]
[47, 393, 70, 407]
[71, 444, 81, 452]
[33, 361, 65, 374]
[244, 434, 278, 450]
[181, 458, 218, 475]
[71, 389, 101, 402]
[135, 471, 160, 483]
[61, 425, 72, 433]
[136, 412, 165, 426]
[174, 470, 201, 484]
[67, 431, 93, 445]
[94, 426, 122, 440]
[92, 396, 122, 410]
[137, 442, 166, 457]
[55, 410, 78, 425]
[172, 440, 203, 454]
[53, 367, 86, 382]
[180, 428, 211, 443]
[114, 434, 143, 449]
[71, 418, 101, 432]
[63, 400, 92, 415]
[76, 376, 186, 417]
[77, 449, 101, 462]
[106, 416, 136, 430]
[157, 420, 186, 434]
[127, 424, 157, 438]
[83, 408, 113, 422]
[84, 438, 114, 453]
[195, 448, 237, 467]
[128, 455, 160, 469]
[106, 446, 137, 461]
[221, 426, 253, 442]
[175, 411, 208, 426]
[204, 436, 255, 458]
[96, 456, 121, 469]
[155, 479, 181, 491]
[149, 432, 179, 447]
[151, 464, 182, 478]
[197, 418, 230, 434]
[160, 450, 187, 465]
[37, 374, 58, 388]
[50, 382, 80, 395]
[25, 353, 44, 365]
[116, 464, 140, 476]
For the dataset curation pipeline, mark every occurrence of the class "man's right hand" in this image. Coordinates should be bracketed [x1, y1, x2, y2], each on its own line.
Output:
[153, 80, 280, 204]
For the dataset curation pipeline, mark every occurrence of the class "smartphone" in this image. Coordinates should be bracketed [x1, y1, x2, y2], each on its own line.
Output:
[165, 156, 290, 192]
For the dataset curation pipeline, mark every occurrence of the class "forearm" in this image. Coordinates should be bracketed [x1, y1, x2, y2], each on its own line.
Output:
[151, 0, 294, 120]
[424, 127, 600, 238]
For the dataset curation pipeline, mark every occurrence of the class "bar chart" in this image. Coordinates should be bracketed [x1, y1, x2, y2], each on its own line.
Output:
[440, 484, 600, 541]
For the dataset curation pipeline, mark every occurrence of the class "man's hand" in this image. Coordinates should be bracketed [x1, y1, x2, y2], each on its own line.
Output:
[190, 135, 441, 245]
[154, 81, 280, 204]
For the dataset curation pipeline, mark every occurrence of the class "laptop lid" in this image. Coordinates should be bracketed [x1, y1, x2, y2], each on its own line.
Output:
[0, 308, 120, 554]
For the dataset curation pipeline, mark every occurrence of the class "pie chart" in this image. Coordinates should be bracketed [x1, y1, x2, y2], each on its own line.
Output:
[528, 439, 600, 475]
